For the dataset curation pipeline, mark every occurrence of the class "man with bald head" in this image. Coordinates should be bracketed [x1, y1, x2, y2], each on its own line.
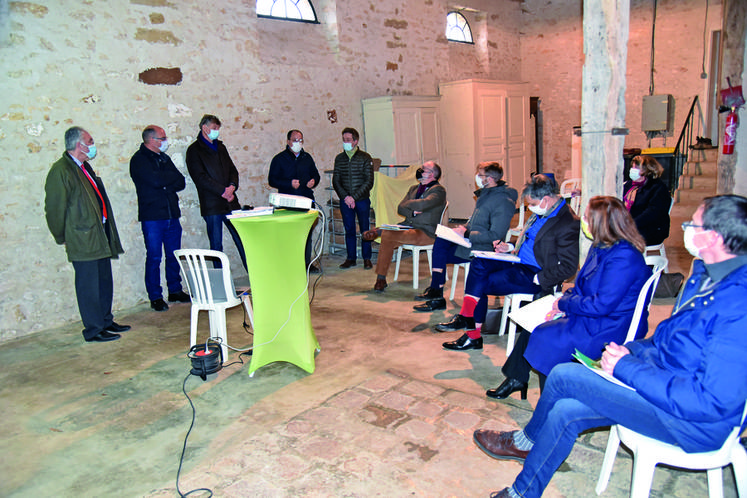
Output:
[130, 125, 190, 312]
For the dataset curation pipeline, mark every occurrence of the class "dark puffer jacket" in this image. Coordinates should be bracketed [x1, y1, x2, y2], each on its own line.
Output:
[332, 148, 374, 201]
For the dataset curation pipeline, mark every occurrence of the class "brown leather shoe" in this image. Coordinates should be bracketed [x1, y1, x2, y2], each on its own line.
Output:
[339, 259, 356, 268]
[363, 259, 373, 269]
[362, 229, 382, 241]
[373, 278, 387, 292]
[473, 430, 529, 462]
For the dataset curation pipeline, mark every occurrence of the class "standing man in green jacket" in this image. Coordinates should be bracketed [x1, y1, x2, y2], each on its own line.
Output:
[333, 127, 374, 269]
[44, 126, 130, 342]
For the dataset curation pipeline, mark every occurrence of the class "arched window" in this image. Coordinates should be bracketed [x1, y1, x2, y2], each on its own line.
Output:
[257, 0, 319, 23]
[445, 11, 473, 44]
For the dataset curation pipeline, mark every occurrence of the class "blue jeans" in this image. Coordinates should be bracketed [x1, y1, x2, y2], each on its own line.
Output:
[340, 198, 371, 260]
[512, 363, 680, 498]
[464, 257, 540, 323]
[204, 214, 247, 270]
[429, 237, 469, 289]
[141, 219, 183, 301]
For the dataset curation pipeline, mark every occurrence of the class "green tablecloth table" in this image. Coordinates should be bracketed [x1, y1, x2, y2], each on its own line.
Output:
[229, 209, 320, 375]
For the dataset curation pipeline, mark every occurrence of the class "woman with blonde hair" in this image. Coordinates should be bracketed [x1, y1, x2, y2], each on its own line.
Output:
[486, 196, 651, 400]
[624, 155, 671, 245]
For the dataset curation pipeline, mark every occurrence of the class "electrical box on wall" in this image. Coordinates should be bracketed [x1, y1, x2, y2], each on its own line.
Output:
[642, 94, 675, 134]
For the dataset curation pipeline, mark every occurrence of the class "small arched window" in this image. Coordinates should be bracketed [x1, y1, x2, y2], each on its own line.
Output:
[446, 11, 473, 44]
[257, 0, 319, 23]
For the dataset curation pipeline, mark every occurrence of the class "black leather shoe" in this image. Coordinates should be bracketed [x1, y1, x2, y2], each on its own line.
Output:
[339, 259, 356, 268]
[486, 377, 528, 400]
[434, 314, 475, 332]
[106, 322, 131, 333]
[414, 286, 443, 301]
[309, 265, 322, 274]
[490, 489, 512, 498]
[86, 331, 121, 342]
[168, 291, 191, 303]
[151, 299, 169, 312]
[413, 297, 446, 312]
[373, 278, 387, 292]
[443, 333, 483, 350]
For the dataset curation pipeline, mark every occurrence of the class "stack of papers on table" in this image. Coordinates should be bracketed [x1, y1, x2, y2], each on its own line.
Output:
[228, 206, 274, 218]
[435, 224, 471, 248]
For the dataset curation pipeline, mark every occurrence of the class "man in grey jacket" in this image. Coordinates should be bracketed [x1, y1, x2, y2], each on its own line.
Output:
[333, 127, 374, 269]
[414, 162, 518, 311]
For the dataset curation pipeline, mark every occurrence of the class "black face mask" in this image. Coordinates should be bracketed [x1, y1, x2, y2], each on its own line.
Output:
[416, 167, 424, 180]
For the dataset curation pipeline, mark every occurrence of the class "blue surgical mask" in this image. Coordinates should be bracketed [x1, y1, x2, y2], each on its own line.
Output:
[629, 168, 641, 181]
[82, 142, 97, 160]
[208, 129, 220, 141]
[343, 142, 354, 152]
[158, 139, 169, 153]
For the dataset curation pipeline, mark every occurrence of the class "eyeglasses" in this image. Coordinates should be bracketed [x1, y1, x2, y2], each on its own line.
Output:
[154, 137, 167, 141]
[681, 222, 705, 230]
[292, 139, 304, 144]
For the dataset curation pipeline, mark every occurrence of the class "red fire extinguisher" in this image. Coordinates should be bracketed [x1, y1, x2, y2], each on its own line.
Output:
[723, 109, 738, 155]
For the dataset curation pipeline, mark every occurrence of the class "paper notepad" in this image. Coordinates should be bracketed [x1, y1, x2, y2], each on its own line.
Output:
[381, 224, 413, 231]
[572, 349, 635, 391]
[471, 250, 521, 263]
[506, 294, 560, 333]
[435, 224, 471, 248]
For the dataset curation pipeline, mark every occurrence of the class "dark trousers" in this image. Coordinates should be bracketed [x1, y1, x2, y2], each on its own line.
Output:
[204, 214, 247, 270]
[72, 258, 114, 341]
[501, 329, 548, 389]
[141, 219, 183, 301]
[465, 258, 540, 323]
[340, 198, 372, 261]
[429, 237, 470, 289]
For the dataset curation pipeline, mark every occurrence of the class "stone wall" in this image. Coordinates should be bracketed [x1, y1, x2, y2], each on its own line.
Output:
[0, 0, 522, 340]
[521, 0, 723, 181]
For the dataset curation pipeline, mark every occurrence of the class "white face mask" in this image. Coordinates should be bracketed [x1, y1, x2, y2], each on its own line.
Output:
[290, 142, 303, 154]
[343, 142, 354, 152]
[683, 226, 706, 258]
[528, 198, 548, 216]
[158, 139, 169, 153]
[629, 168, 642, 181]
[475, 174, 484, 189]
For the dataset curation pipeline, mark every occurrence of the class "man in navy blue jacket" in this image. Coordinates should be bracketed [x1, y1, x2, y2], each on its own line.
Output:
[473, 195, 747, 498]
[268, 129, 321, 269]
[130, 125, 190, 311]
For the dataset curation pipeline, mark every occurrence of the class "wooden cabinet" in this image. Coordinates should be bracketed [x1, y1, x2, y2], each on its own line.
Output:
[361, 96, 441, 166]
[438, 79, 531, 219]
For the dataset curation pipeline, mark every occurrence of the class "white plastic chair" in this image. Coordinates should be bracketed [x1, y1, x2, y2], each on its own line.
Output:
[507, 203, 525, 242]
[621, 257, 666, 344]
[394, 202, 448, 289]
[643, 197, 675, 272]
[174, 249, 254, 360]
[449, 262, 470, 301]
[500, 292, 536, 356]
[596, 401, 747, 498]
[560, 178, 582, 214]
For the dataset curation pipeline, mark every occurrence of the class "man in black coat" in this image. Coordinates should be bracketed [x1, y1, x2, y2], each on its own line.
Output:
[186, 114, 246, 270]
[268, 129, 321, 269]
[437, 174, 580, 352]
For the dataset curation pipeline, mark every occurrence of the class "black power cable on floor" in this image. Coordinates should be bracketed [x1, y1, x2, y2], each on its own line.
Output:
[175, 372, 213, 498]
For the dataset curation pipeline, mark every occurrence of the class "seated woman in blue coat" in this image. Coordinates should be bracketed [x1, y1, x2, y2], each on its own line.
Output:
[624, 155, 671, 246]
[488, 196, 651, 400]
